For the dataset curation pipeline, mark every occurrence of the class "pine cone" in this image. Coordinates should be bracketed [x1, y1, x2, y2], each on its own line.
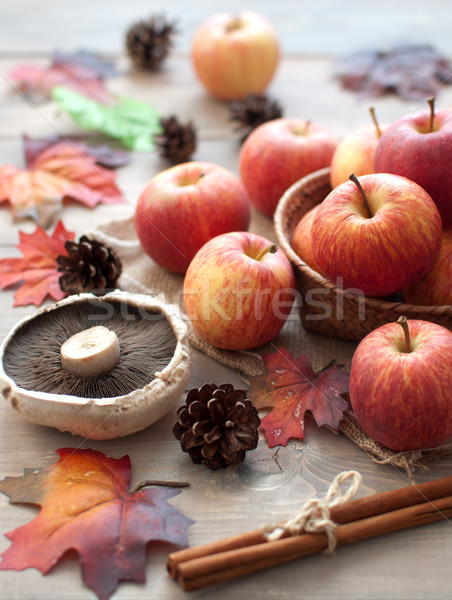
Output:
[125, 15, 177, 70]
[173, 383, 261, 470]
[230, 93, 283, 142]
[57, 236, 122, 295]
[155, 116, 197, 163]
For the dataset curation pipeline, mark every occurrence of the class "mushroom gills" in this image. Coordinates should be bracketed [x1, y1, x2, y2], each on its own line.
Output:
[2, 297, 178, 398]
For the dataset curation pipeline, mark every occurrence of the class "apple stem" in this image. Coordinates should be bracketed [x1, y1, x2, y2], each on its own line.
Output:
[303, 120, 311, 136]
[349, 173, 372, 218]
[397, 316, 412, 353]
[369, 107, 382, 138]
[255, 244, 277, 261]
[225, 15, 243, 32]
[428, 96, 435, 133]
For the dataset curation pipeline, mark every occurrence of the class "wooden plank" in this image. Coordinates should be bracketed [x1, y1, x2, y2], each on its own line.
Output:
[1, 2, 452, 600]
[3, 55, 452, 141]
[0, 0, 452, 56]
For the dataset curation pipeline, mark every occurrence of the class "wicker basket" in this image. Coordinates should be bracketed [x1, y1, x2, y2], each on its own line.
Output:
[274, 168, 452, 341]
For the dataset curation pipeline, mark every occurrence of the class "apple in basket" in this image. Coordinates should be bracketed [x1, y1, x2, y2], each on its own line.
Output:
[239, 118, 338, 217]
[402, 227, 452, 306]
[183, 231, 296, 351]
[291, 205, 324, 275]
[310, 173, 443, 297]
[350, 317, 452, 451]
[329, 108, 388, 189]
[374, 98, 452, 226]
[134, 161, 250, 274]
[191, 11, 279, 100]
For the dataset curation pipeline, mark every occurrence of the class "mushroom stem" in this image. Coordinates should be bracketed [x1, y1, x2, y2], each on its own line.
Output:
[60, 326, 120, 378]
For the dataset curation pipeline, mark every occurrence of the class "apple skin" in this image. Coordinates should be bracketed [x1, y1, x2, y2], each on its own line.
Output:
[191, 11, 279, 101]
[311, 173, 443, 297]
[349, 319, 452, 451]
[291, 206, 324, 274]
[330, 122, 388, 189]
[134, 162, 250, 274]
[403, 227, 452, 306]
[374, 108, 452, 227]
[239, 118, 338, 217]
[183, 231, 296, 350]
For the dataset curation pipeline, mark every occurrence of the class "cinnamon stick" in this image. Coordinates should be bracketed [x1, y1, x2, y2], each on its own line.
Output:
[176, 495, 452, 591]
[168, 474, 452, 577]
[167, 475, 452, 591]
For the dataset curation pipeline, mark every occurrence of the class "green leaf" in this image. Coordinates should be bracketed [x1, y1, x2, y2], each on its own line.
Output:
[52, 85, 162, 152]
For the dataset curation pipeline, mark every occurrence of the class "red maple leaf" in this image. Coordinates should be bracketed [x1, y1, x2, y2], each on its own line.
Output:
[248, 348, 350, 447]
[8, 51, 115, 103]
[0, 142, 125, 227]
[0, 448, 193, 600]
[0, 220, 74, 306]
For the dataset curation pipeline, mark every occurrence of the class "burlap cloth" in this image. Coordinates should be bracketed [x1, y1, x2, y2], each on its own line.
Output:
[85, 214, 452, 480]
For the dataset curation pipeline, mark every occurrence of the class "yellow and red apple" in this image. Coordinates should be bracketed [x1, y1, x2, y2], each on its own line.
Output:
[350, 317, 452, 451]
[134, 162, 250, 274]
[330, 112, 388, 189]
[374, 100, 452, 227]
[183, 231, 296, 350]
[291, 205, 324, 274]
[191, 11, 279, 100]
[403, 227, 452, 306]
[239, 118, 337, 217]
[311, 173, 443, 297]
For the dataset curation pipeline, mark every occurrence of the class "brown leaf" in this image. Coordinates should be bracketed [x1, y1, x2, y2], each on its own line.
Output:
[248, 348, 350, 447]
[334, 44, 452, 101]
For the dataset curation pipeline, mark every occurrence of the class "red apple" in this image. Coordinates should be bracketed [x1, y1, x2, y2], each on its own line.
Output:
[239, 118, 338, 217]
[350, 317, 452, 451]
[191, 11, 279, 101]
[403, 227, 452, 306]
[134, 162, 250, 274]
[330, 109, 388, 188]
[183, 231, 296, 350]
[291, 206, 324, 274]
[374, 99, 452, 226]
[311, 173, 443, 297]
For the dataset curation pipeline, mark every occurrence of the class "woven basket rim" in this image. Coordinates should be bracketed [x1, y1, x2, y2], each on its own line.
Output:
[274, 168, 452, 318]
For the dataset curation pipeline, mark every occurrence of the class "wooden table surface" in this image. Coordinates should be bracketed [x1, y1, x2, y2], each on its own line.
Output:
[1, 2, 452, 599]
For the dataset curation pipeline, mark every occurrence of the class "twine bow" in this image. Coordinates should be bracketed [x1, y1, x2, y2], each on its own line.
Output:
[262, 470, 362, 552]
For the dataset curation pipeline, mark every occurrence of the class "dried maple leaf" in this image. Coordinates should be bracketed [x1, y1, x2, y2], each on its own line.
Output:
[8, 50, 117, 103]
[0, 141, 125, 227]
[334, 44, 452, 101]
[0, 448, 193, 600]
[0, 220, 74, 306]
[23, 134, 130, 169]
[248, 348, 350, 448]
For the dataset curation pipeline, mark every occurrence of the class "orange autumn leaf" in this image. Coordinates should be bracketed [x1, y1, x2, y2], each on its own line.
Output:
[0, 448, 193, 600]
[248, 348, 350, 447]
[0, 141, 125, 228]
[0, 220, 74, 306]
